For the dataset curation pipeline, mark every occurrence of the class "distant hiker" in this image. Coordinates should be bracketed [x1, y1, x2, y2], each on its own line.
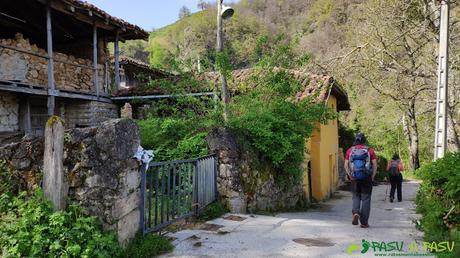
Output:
[345, 133, 377, 228]
[386, 153, 404, 202]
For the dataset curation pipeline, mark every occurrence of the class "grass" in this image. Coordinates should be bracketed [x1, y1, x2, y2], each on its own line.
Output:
[120, 233, 173, 258]
[403, 170, 419, 181]
[198, 201, 228, 221]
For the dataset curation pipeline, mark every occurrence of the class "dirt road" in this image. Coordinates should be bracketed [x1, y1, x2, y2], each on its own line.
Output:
[162, 181, 431, 258]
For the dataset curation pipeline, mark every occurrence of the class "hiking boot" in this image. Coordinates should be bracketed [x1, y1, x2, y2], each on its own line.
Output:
[360, 224, 370, 228]
[352, 214, 360, 225]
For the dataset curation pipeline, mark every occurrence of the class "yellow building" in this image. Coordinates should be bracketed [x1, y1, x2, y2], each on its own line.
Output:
[301, 81, 350, 201]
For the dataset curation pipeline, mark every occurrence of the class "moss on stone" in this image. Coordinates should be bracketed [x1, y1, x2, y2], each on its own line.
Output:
[46, 115, 64, 127]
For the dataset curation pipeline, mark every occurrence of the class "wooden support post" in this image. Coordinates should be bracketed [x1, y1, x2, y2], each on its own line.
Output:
[24, 97, 31, 134]
[46, 2, 55, 116]
[43, 116, 67, 211]
[105, 60, 109, 94]
[93, 23, 99, 97]
[19, 97, 32, 135]
[114, 31, 120, 91]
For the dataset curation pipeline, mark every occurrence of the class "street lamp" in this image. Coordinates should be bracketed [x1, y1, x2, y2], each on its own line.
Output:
[221, 4, 234, 19]
[216, 0, 234, 122]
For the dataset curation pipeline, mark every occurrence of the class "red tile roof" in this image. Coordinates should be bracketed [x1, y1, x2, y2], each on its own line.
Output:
[205, 68, 350, 111]
[58, 0, 149, 39]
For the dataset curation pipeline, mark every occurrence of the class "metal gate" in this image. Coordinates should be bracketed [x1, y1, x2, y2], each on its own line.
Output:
[140, 154, 218, 234]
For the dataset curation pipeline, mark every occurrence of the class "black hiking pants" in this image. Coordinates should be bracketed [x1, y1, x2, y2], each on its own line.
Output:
[389, 174, 403, 201]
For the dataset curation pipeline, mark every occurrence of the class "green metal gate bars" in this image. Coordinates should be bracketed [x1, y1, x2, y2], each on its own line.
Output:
[140, 154, 218, 234]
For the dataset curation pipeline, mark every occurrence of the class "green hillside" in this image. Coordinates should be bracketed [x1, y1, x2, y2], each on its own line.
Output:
[119, 0, 460, 170]
[118, 0, 362, 72]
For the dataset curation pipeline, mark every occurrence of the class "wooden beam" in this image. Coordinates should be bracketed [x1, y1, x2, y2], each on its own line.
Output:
[111, 92, 216, 101]
[0, 84, 112, 103]
[57, 91, 112, 103]
[0, 11, 27, 23]
[22, 97, 32, 134]
[0, 44, 94, 70]
[35, 0, 146, 41]
[114, 31, 121, 91]
[46, 1, 56, 116]
[48, 1, 116, 32]
[0, 83, 47, 96]
[0, 44, 48, 59]
[93, 23, 99, 97]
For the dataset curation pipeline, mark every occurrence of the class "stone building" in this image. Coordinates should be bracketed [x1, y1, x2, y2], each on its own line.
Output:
[118, 56, 170, 90]
[0, 0, 148, 139]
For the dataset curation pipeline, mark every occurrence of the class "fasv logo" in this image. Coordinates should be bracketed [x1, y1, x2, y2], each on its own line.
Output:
[346, 239, 455, 255]
[347, 239, 370, 255]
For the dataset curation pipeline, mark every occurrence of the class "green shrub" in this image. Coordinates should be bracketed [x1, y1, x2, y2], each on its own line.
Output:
[374, 154, 388, 182]
[138, 116, 214, 161]
[416, 152, 460, 258]
[228, 68, 335, 178]
[0, 160, 17, 195]
[120, 233, 173, 258]
[136, 82, 221, 161]
[0, 189, 121, 258]
[338, 123, 356, 149]
[198, 201, 228, 221]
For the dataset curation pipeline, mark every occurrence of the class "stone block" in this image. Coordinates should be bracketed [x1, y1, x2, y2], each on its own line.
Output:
[117, 209, 140, 246]
[228, 191, 246, 214]
[0, 93, 19, 132]
[119, 169, 140, 195]
[85, 174, 118, 190]
[95, 119, 140, 161]
[112, 190, 140, 220]
[0, 53, 28, 81]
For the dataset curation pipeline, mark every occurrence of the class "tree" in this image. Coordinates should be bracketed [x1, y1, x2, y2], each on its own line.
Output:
[178, 5, 191, 19]
[334, 0, 440, 170]
[197, 0, 210, 10]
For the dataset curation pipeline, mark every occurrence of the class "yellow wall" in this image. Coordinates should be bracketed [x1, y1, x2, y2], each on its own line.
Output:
[303, 96, 339, 201]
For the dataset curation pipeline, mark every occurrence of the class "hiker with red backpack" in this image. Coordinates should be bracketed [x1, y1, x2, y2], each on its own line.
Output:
[345, 133, 378, 228]
[386, 153, 404, 202]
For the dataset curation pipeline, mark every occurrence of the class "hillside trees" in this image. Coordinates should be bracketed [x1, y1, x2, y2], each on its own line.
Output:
[179, 6, 191, 19]
[329, 0, 460, 169]
[132, 0, 459, 167]
[197, 0, 211, 10]
[148, 0, 317, 71]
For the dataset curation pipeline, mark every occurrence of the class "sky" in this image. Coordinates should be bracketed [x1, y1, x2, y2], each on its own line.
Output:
[85, 0, 205, 31]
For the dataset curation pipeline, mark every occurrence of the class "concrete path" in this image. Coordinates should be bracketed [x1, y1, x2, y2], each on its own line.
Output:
[162, 181, 431, 258]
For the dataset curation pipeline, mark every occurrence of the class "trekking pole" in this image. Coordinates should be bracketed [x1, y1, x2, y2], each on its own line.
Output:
[384, 178, 389, 202]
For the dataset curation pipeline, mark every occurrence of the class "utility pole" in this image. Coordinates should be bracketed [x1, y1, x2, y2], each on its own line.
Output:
[217, 0, 229, 122]
[434, 0, 450, 160]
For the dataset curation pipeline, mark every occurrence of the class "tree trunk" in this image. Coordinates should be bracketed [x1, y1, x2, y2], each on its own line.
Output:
[403, 100, 421, 170]
[447, 107, 460, 152]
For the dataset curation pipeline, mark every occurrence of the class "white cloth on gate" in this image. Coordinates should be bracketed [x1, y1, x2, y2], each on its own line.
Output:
[134, 146, 154, 167]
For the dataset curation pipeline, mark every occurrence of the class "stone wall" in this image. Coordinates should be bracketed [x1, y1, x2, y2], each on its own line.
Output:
[0, 33, 105, 93]
[0, 92, 19, 132]
[206, 127, 306, 213]
[64, 101, 119, 128]
[66, 119, 140, 244]
[0, 119, 141, 244]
